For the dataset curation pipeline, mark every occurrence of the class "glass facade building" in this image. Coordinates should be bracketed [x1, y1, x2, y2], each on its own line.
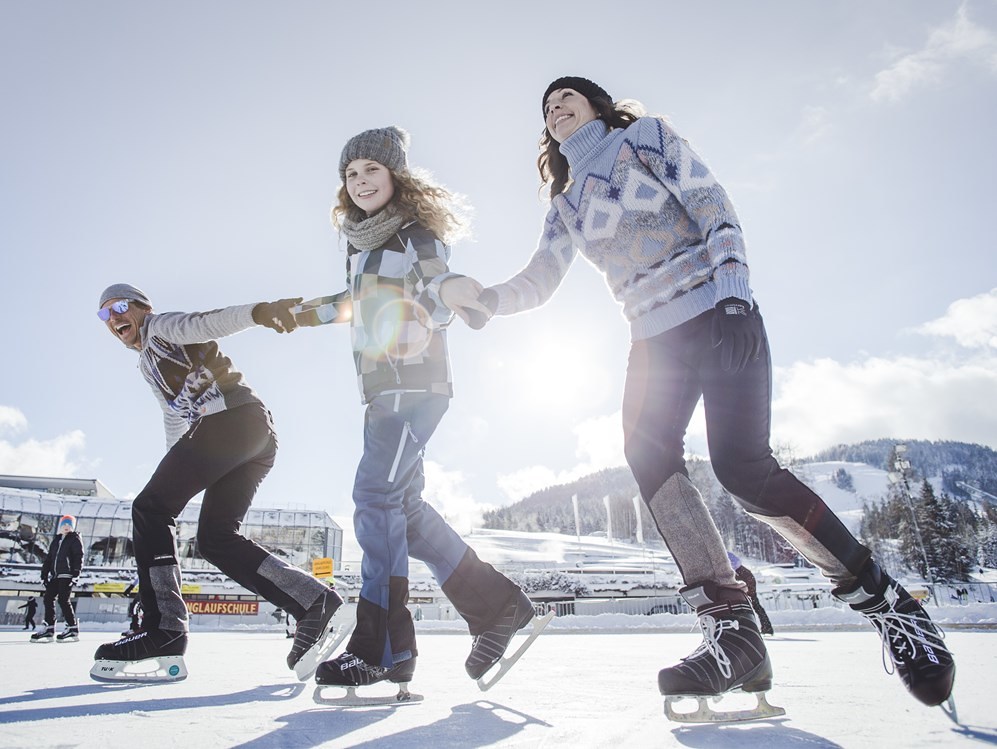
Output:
[0, 476, 344, 572]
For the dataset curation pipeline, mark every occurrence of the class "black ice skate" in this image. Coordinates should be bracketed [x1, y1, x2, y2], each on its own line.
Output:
[313, 652, 422, 706]
[90, 628, 188, 683]
[30, 625, 55, 643]
[287, 587, 349, 681]
[836, 562, 956, 719]
[56, 625, 79, 642]
[658, 583, 785, 723]
[465, 588, 553, 691]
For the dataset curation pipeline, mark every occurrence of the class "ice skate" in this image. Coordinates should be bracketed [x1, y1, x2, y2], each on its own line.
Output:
[313, 652, 423, 706]
[56, 625, 79, 642]
[287, 587, 349, 681]
[836, 561, 956, 718]
[466, 589, 553, 691]
[658, 583, 785, 723]
[90, 628, 188, 683]
[30, 625, 55, 643]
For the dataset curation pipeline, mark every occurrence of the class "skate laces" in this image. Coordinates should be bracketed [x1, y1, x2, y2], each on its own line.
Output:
[687, 614, 740, 679]
[865, 593, 950, 675]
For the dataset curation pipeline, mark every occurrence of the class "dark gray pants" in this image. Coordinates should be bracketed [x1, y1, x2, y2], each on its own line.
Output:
[622, 307, 871, 588]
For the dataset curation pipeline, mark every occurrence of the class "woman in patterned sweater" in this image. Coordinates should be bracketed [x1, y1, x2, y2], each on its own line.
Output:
[446, 76, 953, 714]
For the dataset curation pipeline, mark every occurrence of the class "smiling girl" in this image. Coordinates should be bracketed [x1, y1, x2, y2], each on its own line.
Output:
[301, 127, 536, 694]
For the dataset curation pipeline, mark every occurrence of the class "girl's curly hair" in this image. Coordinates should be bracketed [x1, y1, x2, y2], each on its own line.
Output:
[331, 167, 472, 245]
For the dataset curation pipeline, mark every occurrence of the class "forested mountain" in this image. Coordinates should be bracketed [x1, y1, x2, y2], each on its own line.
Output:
[481, 440, 997, 581]
[810, 439, 997, 497]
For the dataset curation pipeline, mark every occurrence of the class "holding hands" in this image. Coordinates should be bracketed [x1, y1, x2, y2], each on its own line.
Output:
[253, 297, 304, 334]
[440, 277, 493, 330]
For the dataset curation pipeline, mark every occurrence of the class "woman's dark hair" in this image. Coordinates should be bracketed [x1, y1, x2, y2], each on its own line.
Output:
[537, 95, 644, 198]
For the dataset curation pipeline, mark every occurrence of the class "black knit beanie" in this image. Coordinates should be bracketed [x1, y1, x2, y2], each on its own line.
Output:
[542, 76, 612, 116]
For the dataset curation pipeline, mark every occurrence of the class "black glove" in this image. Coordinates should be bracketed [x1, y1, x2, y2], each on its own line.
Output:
[710, 297, 762, 373]
[252, 297, 303, 334]
[465, 289, 499, 330]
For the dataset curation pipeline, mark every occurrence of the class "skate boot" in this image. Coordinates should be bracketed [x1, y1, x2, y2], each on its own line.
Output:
[56, 625, 79, 642]
[30, 625, 55, 643]
[287, 587, 347, 680]
[90, 628, 188, 683]
[314, 652, 421, 705]
[658, 583, 785, 723]
[836, 561, 955, 709]
[465, 588, 537, 680]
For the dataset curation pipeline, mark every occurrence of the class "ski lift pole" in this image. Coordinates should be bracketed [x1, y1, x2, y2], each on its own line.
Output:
[893, 445, 935, 588]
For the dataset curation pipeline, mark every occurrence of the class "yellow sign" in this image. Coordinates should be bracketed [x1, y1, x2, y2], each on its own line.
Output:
[181, 584, 202, 594]
[187, 600, 259, 615]
[93, 582, 128, 593]
[312, 557, 334, 578]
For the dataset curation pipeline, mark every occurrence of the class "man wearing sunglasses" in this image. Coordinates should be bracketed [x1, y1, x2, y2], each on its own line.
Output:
[91, 283, 345, 683]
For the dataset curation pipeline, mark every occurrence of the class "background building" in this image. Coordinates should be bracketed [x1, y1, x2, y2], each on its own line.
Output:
[0, 474, 344, 628]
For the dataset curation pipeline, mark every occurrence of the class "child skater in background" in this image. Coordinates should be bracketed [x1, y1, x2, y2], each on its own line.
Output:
[297, 126, 542, 696]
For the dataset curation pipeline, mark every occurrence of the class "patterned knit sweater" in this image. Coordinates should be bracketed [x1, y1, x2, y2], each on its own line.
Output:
[136, 304, 262, 449]
[487, 117, 753, 340]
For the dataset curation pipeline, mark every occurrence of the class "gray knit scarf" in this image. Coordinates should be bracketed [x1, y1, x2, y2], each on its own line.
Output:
[340, 208, 407, 252]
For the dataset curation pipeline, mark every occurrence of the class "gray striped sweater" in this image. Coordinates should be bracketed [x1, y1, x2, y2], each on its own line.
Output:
[136, 304, 262, 448]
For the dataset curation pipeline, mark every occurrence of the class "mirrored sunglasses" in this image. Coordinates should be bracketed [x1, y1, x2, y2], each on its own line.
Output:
[97, 299, 132, 321]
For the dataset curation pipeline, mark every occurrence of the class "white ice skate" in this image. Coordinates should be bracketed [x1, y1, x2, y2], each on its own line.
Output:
[476, 609, 554, 692]
[313, 652, 422, 707]
[90, 655, 188, 683]
[292, 604, 355, 682]
[312, 682, 424, 707]
[664, 691, 786, 724]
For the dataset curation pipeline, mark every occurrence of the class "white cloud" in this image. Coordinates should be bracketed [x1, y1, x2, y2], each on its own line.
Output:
[915, 288, 997, 349]
[0, 406, 28, 433]
[496, 412, 627, 503]
[871, 5, 997, 103]
[0, 404, 88, 478]
[422, 460, 490, 534]
[772, 354, 997, 456]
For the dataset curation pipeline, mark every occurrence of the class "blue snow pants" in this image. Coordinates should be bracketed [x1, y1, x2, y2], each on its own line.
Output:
[349, 392, 470, 668]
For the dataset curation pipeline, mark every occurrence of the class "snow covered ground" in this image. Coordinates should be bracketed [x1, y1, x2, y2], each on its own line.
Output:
[1, 621, 994, 749]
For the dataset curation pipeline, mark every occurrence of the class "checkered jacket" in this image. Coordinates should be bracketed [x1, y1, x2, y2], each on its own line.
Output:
[337, 220, 456, 403]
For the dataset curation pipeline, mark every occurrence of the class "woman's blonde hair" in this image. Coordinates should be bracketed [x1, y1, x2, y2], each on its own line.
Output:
[331, 167, 472, 245]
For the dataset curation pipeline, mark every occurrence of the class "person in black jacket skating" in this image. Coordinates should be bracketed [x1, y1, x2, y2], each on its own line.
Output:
[728, 552, 774, 636]
[18, 596, 38, 630]
[32, 515, 83, 643]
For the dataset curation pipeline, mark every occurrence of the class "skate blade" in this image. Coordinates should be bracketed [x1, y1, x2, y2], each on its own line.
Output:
[293, 606, 356, 682]
[312, 682, 424, 707]
[664, 691, 786, 724]
[57, 636, 79, 643]
[476, 610, 555, 692]
[940, 694, 959, 725]
[90, 656, 188, 683]
[30, 638, 54, 643]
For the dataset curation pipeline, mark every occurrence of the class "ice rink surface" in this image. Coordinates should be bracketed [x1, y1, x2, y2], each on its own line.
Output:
[1, 628, 995, 748]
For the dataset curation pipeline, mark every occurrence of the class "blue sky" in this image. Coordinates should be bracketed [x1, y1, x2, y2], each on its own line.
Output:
[2, 1, 996, 529]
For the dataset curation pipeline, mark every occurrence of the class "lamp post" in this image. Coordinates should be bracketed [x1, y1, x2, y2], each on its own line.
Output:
[889, 444, 934, 586]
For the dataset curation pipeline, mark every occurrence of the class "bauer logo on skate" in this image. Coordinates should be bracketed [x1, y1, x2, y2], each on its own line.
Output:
[186, 600, 259, 615]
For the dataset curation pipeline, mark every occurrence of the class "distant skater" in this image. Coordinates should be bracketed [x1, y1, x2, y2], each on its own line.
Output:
[31, 515, 83, 643]
[728, 552, 773, 636]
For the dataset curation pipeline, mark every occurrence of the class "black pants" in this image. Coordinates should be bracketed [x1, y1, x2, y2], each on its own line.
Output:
[132, 403, 313, 631]
[43, 579, 76, 626]
[622, 307, 871, 584]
